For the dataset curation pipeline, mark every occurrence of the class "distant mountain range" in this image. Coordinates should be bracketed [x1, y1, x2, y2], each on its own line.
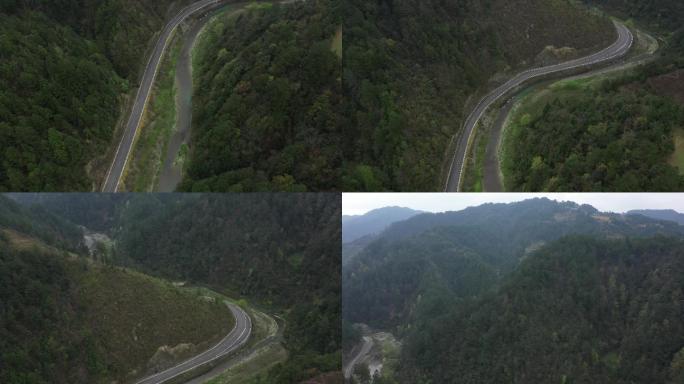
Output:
[343, 198, 684, 383]
[628, 209, 684, 225]
[342, 206, 423, 243]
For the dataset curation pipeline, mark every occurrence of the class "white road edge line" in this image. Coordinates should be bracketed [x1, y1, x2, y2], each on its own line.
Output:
[444, 22, 633, 192]
[134, 302, 251, 384]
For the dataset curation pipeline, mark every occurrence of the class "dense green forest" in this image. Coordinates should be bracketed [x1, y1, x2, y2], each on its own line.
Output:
[0, 196, 233, 384]
[0, 194, 84, 251]
[0, 245, 233, 384]
[343, 198, 683, 328]
[12, 193, 342, 382]
[181, 0, 343, 192]
[502, 84, 684, 191]
[0, 0, 193, 191]
[114, 194, 342, 381]
[7, 193, 130, 232]
[343, 199, 684, 383]
[343, 0, 614, 190]
[582, 0, 684, 31]
[402, 236, 684, 383]
[501, 0, 684, 192]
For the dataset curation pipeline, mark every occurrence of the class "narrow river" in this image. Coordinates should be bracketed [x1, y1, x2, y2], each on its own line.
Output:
[157, 4, 241, 191]
[156, 14, 205, 191]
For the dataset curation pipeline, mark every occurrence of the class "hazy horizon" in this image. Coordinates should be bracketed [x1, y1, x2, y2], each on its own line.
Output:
[342, 193, 684, 216]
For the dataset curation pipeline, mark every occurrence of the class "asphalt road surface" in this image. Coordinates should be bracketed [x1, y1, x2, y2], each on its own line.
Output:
[444, 21, 634, 192]
[483, 27, 658, 192]
[343, 336, 372, 381]
[135, 302, 252, 384]
[184, 313, 284, 384]
[102, 0, 224, 192]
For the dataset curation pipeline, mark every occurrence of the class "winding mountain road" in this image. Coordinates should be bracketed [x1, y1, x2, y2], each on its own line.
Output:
[135, 302, 252, 384]
[343, 336, 372, 381]
[102, 0, 225, 192]
[444, 21, 634, 192]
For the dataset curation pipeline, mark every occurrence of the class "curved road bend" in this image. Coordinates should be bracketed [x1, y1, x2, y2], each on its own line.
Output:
[444, 21, 634, 192]
[102, 0, 224, 192]
[135, 302, 252, 384]
[343, 336, 372, 381]
[483, 28, 658, 192]
[184, 312, 284, 384]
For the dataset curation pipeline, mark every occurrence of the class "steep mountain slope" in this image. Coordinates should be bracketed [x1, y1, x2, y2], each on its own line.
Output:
[7, 193, 130, 232]
[343, 199, 684, 383]
[499, 0, 684, 192]
[343, 199, 684, 328]
[342, 234, 376, 266]
[115, 194, 342, 382]
[14, 193, 342, 383]
[0, 194, 84, 252]
[181, 0, 343, 192]
[402, 236, 684, 383]
[0, 0, 194, 191]
[582, 0, 684, 31]
[628, 209, 684, 225]
[502, 86, 684, 191]
[343, 0, 615, 190]
[343, 206, 423, 243]
[0, 197, 233, 384]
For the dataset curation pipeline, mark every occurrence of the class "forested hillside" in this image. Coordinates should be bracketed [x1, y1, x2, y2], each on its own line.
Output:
[181, 0, 343, 192]
[582, 0, 684, 31]
[0, 0, 193, 191]
[0, 195, 84, 252]
[342, 206, 422, 243]
[501, 0, 684, 192]
[343, 199, 683, 329]
[117, 194, 342, 382]
[343, 199, 684, 383]
[502, 83, 684, 191]
[343, 0, 614, 190]
[14, 193, 342, 382]
[628, 209, 684, 225]
[402, 236, 684, 383]
[0, 197, 233, 384]
[7, 193, 130, 232]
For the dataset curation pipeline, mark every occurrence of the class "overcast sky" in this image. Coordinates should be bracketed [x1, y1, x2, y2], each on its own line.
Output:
[342, 193, 684, 216]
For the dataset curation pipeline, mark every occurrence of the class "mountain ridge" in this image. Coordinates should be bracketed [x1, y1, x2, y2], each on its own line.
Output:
[343, 206, 424, 243]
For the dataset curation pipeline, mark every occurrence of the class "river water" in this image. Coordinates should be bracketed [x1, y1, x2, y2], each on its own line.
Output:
[157, 5, 241, 191]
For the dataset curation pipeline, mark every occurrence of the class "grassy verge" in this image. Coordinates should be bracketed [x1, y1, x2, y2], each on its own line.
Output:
[245, 2, 272, 11]
[206, 342, 288, 384]
[121, 30, 183, 192]
[174, 143, 190, 169]
[461, 123, 488, 192]
[669, 128, 684, 174]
